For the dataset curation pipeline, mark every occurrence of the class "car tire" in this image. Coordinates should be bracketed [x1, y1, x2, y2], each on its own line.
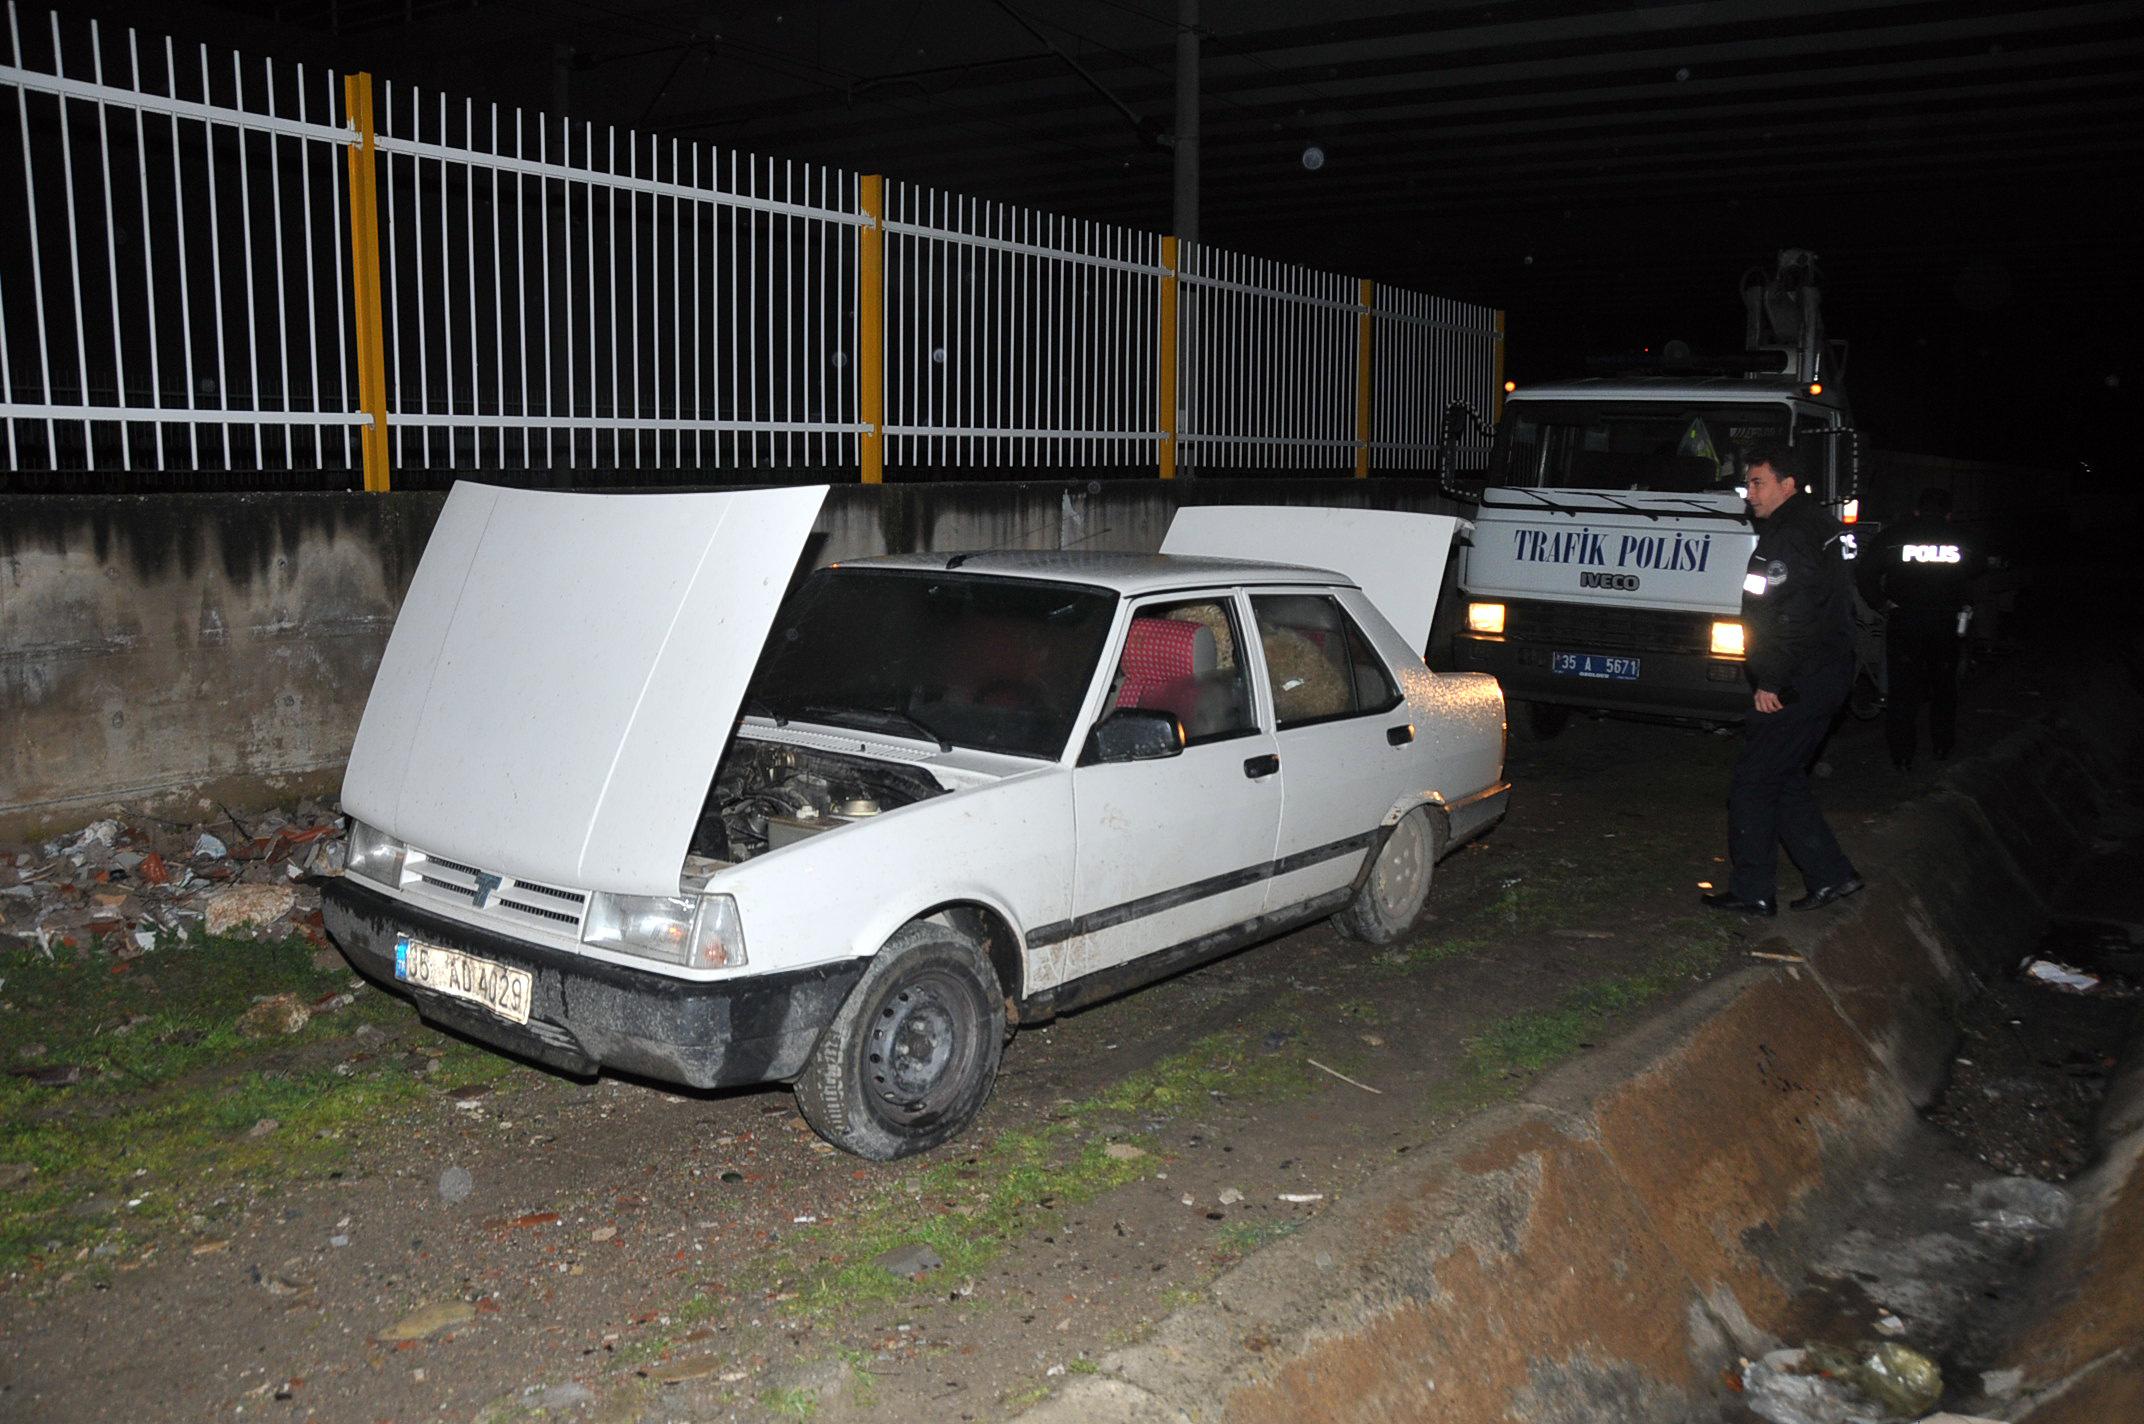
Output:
[1334, 807, 1440, 946]
[795, 922, 1005, 1161]
[1510, 699, 1571, 742]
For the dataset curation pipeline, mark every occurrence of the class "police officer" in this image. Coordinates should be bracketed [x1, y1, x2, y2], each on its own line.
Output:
[1857, 487, 1985, 770]
[1703, 445, 1864, 916]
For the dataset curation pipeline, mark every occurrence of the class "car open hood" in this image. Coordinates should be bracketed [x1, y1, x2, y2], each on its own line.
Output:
[1161, 505, 1465, 653]
[342, 482, 827, 896]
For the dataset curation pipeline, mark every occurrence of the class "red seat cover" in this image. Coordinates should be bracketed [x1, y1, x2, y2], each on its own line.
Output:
[1115, 617, 1206, 725]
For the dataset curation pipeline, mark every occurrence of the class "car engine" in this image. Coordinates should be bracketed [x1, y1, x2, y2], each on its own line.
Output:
[691, 739, 946, 863]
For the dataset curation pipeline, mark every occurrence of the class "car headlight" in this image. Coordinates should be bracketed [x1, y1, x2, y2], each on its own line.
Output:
[582, 892, 746, 969]
[1710, 620, 1746, 657]
[345, 820, 408, 886]
[1467, 601, 1506, 635]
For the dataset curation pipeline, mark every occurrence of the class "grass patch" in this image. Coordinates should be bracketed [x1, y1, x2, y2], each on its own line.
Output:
[1213, 1218, 1301, 1254]
[635, 1029, 1325, 1357]
[1383, 928, 1496, 969]
[1464, 923, 1732, 1078]
[1093, 1028, 1317, 1116]
[764, 1126, 1157, 1318]
[0, 928, 516, 1277]
[760, 1385, 819, 1418]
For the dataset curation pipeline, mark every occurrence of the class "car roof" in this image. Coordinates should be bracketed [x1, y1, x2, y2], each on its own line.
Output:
[835, 548, 1352, 596]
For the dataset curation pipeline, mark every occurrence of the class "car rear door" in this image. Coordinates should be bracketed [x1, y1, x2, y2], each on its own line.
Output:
[1246, 587, 1419, 912]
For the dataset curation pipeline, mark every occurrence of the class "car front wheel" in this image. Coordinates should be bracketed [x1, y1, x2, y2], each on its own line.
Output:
[1334, 806, 1439, 945]
[795, 922, 1005, 1160]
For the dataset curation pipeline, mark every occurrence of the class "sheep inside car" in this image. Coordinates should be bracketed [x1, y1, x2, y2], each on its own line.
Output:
[323, 485, 1509, 1158]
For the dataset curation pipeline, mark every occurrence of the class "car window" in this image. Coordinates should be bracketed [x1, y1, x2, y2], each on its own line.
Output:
[1105, 596, 1258, 746]
[1250, 593, 1402, 729]
[748, 569, 1118, 759]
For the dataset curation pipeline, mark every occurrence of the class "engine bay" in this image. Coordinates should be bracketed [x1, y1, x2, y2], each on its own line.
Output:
[690, 738, 948, 864]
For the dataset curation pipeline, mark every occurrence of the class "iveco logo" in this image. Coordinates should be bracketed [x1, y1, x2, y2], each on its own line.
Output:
[1579, 571, 1641, 591]
[471, 872, 503, 909]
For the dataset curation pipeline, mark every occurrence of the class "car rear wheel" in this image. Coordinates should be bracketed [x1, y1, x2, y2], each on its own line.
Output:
[1334, 807, 1439, 945]
[795, 922, 1005, 1160]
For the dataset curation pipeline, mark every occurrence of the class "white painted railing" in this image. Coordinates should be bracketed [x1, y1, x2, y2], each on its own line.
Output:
[0, 3, 1500, 485]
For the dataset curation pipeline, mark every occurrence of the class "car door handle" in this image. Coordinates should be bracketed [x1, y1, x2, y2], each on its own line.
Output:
[1243, 753, 1280, 779]
[1387, 723, 1415, 746]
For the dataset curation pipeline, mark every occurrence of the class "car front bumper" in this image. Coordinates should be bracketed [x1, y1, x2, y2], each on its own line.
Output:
[1453, 634, 1750, 722]
[323, 877, 864, 1090]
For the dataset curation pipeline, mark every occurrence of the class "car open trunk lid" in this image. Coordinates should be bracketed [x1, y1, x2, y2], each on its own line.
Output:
[1161, 505, 1465, 653]
[341, 483, 827, 897]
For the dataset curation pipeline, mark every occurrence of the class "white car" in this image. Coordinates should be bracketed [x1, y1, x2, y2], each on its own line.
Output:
[323, 485, 1509, 1158]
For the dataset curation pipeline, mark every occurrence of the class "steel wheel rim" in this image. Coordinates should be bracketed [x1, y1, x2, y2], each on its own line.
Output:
[865, 970, 980, 1121]
[1370, 814, 1430, 921]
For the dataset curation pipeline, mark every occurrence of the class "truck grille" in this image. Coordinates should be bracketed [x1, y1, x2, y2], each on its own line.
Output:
[1507, 599, 1713, 657]
[402, 849, 589, 935]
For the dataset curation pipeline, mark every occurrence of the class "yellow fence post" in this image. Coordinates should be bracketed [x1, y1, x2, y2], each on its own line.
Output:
[1493, 308, 1507, 422]
[341, 73, 390, 493]
[858, 174, 886, 484]
[1158, 236, 1179, 479]
[1355, 278, 1374, 477]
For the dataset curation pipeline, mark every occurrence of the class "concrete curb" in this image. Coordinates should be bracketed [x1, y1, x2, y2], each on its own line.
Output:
[1020, 672, 2142, 1424]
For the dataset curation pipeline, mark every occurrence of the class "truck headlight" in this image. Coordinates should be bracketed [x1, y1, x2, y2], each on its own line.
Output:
[1467, 601, 1506, 635]
[583, 892, 746, 969]
[1710, 620, 1746, 657]
[345, 820, 408, 886]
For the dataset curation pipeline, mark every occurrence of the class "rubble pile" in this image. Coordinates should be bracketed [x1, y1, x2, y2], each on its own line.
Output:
[0, 805, 347, 961]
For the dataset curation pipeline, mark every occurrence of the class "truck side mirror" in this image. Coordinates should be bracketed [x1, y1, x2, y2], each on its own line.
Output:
[1437, 401, 1494, 492]
[1813, 425, 1864, 500]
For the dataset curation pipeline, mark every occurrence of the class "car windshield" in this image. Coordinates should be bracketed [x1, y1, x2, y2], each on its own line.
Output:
[747, 569, 1119, 760]
[1491, 401, 1790, 492]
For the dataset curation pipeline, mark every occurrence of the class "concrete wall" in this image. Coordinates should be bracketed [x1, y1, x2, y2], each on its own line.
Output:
[0, 479, 1459, 836]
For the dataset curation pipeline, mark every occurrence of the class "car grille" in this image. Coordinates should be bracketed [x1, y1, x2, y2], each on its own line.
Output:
[402, 849, 589, 935]
[1506, 599, 1713, 656]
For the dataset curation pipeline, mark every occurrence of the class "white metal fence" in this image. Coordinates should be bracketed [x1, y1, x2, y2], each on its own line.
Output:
[883, 182, 1163, 470]
[0, 3, 363, 475]
[374, 88, 864, 475]
[0, 3, 1500, 485]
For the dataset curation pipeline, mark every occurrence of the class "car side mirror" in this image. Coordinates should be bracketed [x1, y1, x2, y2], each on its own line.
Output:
[1082, 708, 1184, 765]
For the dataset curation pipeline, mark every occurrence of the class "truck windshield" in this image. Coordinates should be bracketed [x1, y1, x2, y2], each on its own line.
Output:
[747, 569, 1118, 760]
[1491, 402, 1790, 492]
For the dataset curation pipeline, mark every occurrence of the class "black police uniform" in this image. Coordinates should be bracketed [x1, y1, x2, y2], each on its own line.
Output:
[1857, 513, 1984, 767]
[1724, 490, 1859, 907]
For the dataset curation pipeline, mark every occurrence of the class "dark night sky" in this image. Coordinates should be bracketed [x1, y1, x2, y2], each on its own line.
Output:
[55, 0, 2144, 469]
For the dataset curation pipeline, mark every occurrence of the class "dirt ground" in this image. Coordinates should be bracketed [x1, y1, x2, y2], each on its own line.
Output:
[0, 633, 2105, 1424]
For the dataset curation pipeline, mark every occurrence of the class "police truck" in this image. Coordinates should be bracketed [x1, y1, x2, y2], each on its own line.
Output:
[1445, 251, 1864, 738]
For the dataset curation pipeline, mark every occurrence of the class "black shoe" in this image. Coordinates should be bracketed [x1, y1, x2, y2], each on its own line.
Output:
[1702, 891, 1777, 917]
[1789, 876, 1866, 912]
